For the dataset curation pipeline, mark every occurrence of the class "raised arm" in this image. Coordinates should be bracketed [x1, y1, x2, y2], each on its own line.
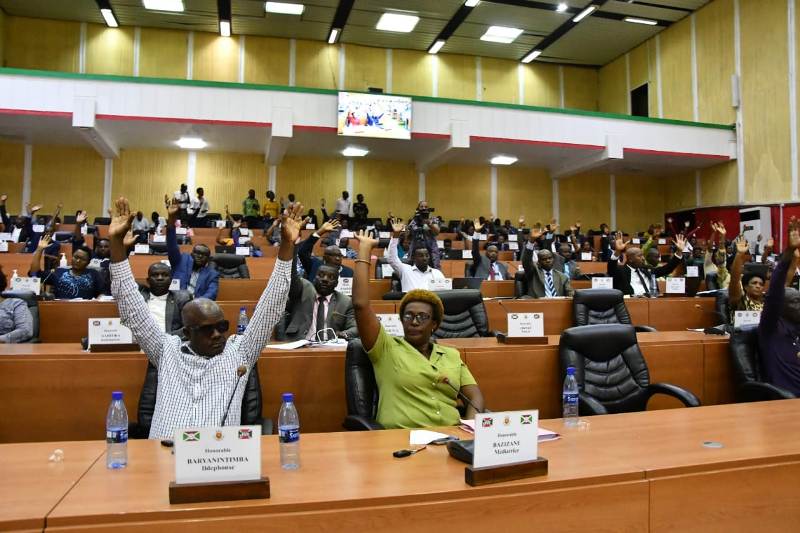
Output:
[0, 194, 8, 230]
[761, 219, 800, 330]
[165, 198, 182, 269]
[28, 233, 51, 276]
[653, 234, 686, 278]
[71, 210, 88, 248]
[386, 221, 406, 274]
[352, 229, 381, 351]
[728, 235, 749, 305]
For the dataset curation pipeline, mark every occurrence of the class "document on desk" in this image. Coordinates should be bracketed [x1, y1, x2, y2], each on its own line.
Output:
[269, 340, 311, 350]
[409, 430, 451, 445]
[459, 419, 560, 441]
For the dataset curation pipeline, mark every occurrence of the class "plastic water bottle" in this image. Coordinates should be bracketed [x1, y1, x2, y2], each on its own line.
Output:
[278, 392, 300, 470]
[648, 272, 659, 298]
[562, 367, 579, 427]
[236, 307, 249, 335]
[59, 253, 68, 268]
[106, 391, 128, 469]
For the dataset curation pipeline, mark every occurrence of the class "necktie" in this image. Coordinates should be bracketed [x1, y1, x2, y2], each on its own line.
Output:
[545, 270, 556, 297]
[635, 269, 649, 296]
[316, 296, 327, 341]
[489, 264, 496, 281]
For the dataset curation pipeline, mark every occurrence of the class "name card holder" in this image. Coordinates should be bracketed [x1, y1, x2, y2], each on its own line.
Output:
[169, 478, 270, 505]
[495, 332, 548, 345]
[89, 343, 140, 353]
[464, 457, 549, 487]
[496, 312, 547, 345]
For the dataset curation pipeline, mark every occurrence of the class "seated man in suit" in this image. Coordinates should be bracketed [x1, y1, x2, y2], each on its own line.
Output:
[277, 263, 358, 342]
[463, 224, 509, 280]
[521, 231, 573, 298]
[139, 262, 192, 335]
[166, 198, 219, 300]
[607, 232, 686, 297]
[554, 242, 582, 280]
[297, 219, 354, 281]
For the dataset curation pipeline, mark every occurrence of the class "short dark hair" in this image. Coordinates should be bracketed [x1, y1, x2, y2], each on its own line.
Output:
[742, 272, 765, 286]
[74, 246, 93, 259]
[399, 289, 444, 325]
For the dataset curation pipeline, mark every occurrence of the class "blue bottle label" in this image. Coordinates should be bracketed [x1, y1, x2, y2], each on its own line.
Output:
[563, 393, 578, 406]
[106, 429, 128, 444]
[279, 427, 300, 443]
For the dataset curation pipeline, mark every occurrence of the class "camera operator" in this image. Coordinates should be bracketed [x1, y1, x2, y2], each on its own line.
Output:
[406, 201, 442, 269]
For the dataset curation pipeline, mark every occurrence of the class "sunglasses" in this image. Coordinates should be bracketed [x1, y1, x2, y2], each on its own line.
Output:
[402, 312, 432, 324]
[187, 320, 229, 336]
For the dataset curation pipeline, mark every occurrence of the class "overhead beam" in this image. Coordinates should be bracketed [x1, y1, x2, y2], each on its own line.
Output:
[550, 134, 623, 179]
[72, 96, 119, 158]
[327, 0, 354, 43]
[265, 107, 292, 166]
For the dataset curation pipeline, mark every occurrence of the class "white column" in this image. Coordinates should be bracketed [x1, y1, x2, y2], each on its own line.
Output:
[691, 14, 699, 121]
[187, 151, 197, 191]
[655, 35, 663, 118]
[475, 56, 482, 101]
[551, 178, 560, 222]
[431, 56, 439, 97]
[103, 159, 113, 214]
[490, 166, 498, 217]
[79, 22, 87, 74]
[338, 43, 345, 91]
[346, 159, 354, 196]
[558, 66, 565, 109]
[609, 174, 617, 229]
[790, 0, 799, 200]
[268, 165, 277, 192]
[517, 63, 525, 104]
[133, 27, 141, 77]
[238, 35, 246, 83]
[695, 170, 702, 206]
[386, 49, 393, 93]
[734, 0, 746, 203]
[289, 38, 296, 87]
[186, 31, 194, 80]
[21, 144, 32, 213]
[418, 172, 426, 201]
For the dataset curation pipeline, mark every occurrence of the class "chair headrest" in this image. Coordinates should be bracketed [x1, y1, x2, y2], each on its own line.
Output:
[560, 324, 638, 359]
[574, 289, 624, 310]
[434, 289, 483, 315]
[212, 253, 246, 267]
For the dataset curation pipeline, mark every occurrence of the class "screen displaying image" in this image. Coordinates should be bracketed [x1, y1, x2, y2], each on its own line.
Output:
[337, 91, 412, 140]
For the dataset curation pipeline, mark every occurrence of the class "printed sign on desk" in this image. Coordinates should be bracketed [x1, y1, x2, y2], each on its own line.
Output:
[580, 252, 592, 261]
[508, 242, 519, 251]
[0, 241, 7, 252]
[152, 235, 166, 243]
[175, 227, 188, 235]
[734, 310, 761, 328]
[235, 246, 250, 256]
[134, 244, 150, 255]
[10, 276, 41, 295]
[508, 234, 518, 242]
[685, 266, 699, 278]
[632, 238, 641, 244]
[0, 232, 11, 241]
[88, 318, 133, 347]
[665, 277, 686, 294]
[216, 220, 227, 228]
[239, 228, 251, 236]
[336, 277, 353, 296]
[462, 249, 473, 259]
[473, 410, 538, 468]
[380, 264, 394, 278]
[428, 278, 453, 291]
[305, 223, 316, 230]
[379, 231, 391, 239]
[478, 234, 488, 241]
[174, 425, 261, 484]
[377, 314, 404, 336]
[169, 279, 181, 291]
[591, 277, 614, 289]
[32, 224, 45, 234]
[507, 313, 544, 337]
[658, 238, 667, 245]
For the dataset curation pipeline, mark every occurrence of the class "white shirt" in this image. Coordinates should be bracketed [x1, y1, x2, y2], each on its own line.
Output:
[305, 293, 332, 341]
[627, 265, 648, 296]
[189, 197, 210, 217]
[147, 292, 169, 332]
[387, 237, 445, 292]
[335, 197, 351, 216]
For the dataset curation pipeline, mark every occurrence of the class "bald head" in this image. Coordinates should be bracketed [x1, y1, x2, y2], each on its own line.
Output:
[182, 298, 223, 327]
[323, 245, 343, 267]
[625, 246, 644, 269]
[182, 298, 227, 357]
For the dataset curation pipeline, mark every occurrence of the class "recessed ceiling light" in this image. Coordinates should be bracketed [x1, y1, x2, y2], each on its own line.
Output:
[376, 13, 420, 33]
[624, 17, 658, 25]
[177, 137, 207, 150]
[342, 147, 369, 157]
[465, 0, 480, 6]
[490, 155, 517, 166]
[556, 2, 568, 12]
[480, 26, 524, 44]
[428, 39, 446, 54]
[572, 5, 597, 23]
[142, 0, 184, 12]
[521, 50, 542, 63]
[265, 2, 304, 15]
[328, 28, 340, 44]
[100, 8, 118, 28]
[219, 20, 231, 37]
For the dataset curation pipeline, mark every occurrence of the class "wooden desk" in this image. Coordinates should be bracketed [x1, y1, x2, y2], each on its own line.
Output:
[0, 440, 104, 532]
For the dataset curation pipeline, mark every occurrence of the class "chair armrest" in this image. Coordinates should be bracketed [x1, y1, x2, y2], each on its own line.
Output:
[647, 382, 701, 407]
[737, 381, 797, 402]
[634, 325, 658, 333]
[343, 414, 384, 431]
[579, 392, 608, 415]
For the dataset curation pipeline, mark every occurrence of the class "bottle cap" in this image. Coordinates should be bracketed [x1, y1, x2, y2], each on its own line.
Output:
[566, 366, 576, 375]
[240, 306, 246, 312]
[112, 391, 123, 400]
[282, 392, 294, 403]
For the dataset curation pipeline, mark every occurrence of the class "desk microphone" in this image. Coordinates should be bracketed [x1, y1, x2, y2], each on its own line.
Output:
[220, 365, 248, 426]
[693, 304, 730, 335]
[439, 376, 488, 414]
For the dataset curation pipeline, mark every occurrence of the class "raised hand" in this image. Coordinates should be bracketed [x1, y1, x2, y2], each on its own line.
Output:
[224, 205, 230, 219]
[614, 232, 629, 253]
[319, 219, 340, 235]
[734, 234, 749, 255]
[108, 197, 135, 239]
[473, 218, 484, 232]
[36, 233, 52, 251]
[391, 221, 406, 234]
[76, 210, 88, 224]
[30, 204, 42, 213]
[164, 194, 170, 208]
[280, 203, 305, 244]
[766, 236, 775, 249]
[674, 234, 687, 253]
[166, 197, 180, 221]
[0, 194, 7, 204]
[530, 225, 543, 241]
[576, 219, 582, 229]
[789, 217, 800, 249]
[232, 219, 241, 229]
[123, 231, 137, 248]
[354, 228, 379, 255]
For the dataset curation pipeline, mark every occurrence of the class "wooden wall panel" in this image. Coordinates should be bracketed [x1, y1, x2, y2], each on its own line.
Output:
[629, 43, 649, 91]
[391, 49, 433, 97]
[664, 172, 696, 212]
[192, 33, 240, 83]
[523, 63, 560, 108]
[0, 9, 6, 67]
[112, 148, 187, 217]
[353, 159, 418, 221]
[295, 40, 339, 90]
[5, 16, 79, 72]
[616, 174, 665, 233]
[598, 56, 626, 114]
[701, 162, 738, 207]
[659, 18, 693, 121]
[742, 0, 791, 203]
[195, 151, 267, 217]
[85, 25, 133, 76]
[481, 57, 518, 104]
[244, 35, 289, 86]
[696, 0, 735, 125]
[563, 66, 598, 111]
[426, 164, 489, 221]
[649, 40, 660, 118]
[344, 44, 385, 93]
[139, 28, 187, 79]
[30, 145, 104, 217]
[0, 142, 24, 209]
[438, 54, 476, 100]
[496, 166, 551, 224]
[275, 156, 346, 210]
[558, 172, 610, 229]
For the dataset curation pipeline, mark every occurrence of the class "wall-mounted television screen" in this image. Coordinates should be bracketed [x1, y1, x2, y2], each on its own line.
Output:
[337, 91, 412, 140]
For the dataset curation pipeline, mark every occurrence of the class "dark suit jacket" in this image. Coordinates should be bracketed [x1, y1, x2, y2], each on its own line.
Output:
[521, 246, 573, 298]
[467, 237, 510, 280]
[137, 286, 192, 335]
[167, 225, 219, 299]
[607, 254, 682, 296]
[275, 277, 358, 341]
[552, 254, 582, 280]
[297, 233, 354, 281]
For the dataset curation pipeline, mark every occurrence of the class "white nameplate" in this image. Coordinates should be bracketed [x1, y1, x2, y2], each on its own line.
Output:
[580, 252, 592, 261]
[88, 318, 133, 347]
[0, 232, 12, 241]
[379, 231, 391, 239]
[478, 234, 488, 241]
[381, 264, 394, 278]
[686, 265, 699, 278]
[437, 239, 445, 249]
[238, 236, 251, 244]
[235, 246, 250, 256]
[175, 227, 188, 235]
[215, 220, 226, 228]
[336, 276, 353, 296]
[32, 224, 45, 233]
[508, 242, 519, 251]
[462, 249, 473, 259]
[591, 277, 614, 289]
[665, 276, 685, 294]
[169, 279, 181, 291]
[80, 225, 88, 235]
[152, 235, 166, 243]
[377, 314, 404, 336]
[632, 238, 641, 244]
[428, 278, 452, 291]
[0, 241, 7, 252]
[10, 276, 41, 295]
[174, 425, 261, 485]
[473, 410, 538, 468]
[134, 244, 150, 255]
[339, 247, 348, 257]
[658, 238, 667, 245]
[508, 234, 518, 242]
[305, 223, 316, 230]
[754, 255, 762, 263]
[734, 310, 761, 328]
[507, 312, 544, 337]
[239, 228, 250, 236]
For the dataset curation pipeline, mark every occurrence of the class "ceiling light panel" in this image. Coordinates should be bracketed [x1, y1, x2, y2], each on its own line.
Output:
[376, 13, 420, 33]
[480, 25, 524, 44]
[265, 2, 305, 15]
[142, 0, 184, 12]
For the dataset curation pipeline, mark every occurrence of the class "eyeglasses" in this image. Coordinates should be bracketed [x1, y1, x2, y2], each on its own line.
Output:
[187, 320, 229, 336]
[402, 312, 432, 324]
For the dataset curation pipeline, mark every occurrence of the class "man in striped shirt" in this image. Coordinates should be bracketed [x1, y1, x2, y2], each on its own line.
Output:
[108, 196, 303, 439]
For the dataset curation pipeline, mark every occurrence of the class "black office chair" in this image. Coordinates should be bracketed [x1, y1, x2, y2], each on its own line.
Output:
[93, 217, 111, 225]
[343, 339, 383, 431]
[572, 288, 657, 332]
[130, 361, 270, 438]
[0, 290, 39, 343]
[432, 289, 490, 338]
[514, 270, 529, 298]
[147, 242, 168, 255]
[729, 328, 795, 402]
[714, 289, 730, 325]
[559, 324, 701, 415]
[211, 253, 250, 279]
